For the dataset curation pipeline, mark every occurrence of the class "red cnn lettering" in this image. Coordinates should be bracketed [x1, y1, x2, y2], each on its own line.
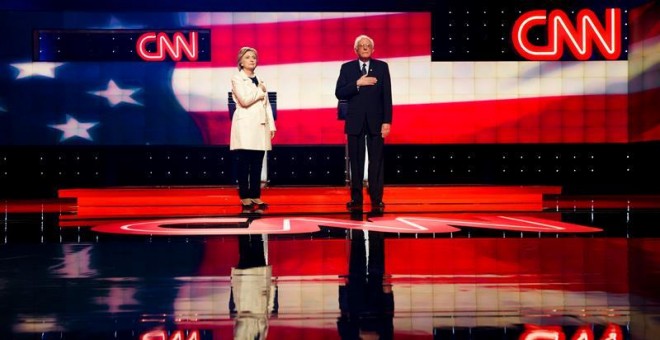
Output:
[520, 325, 566, 340]
[512, 8, 621, 60]
[140, 330, 199, 340]
[571, 325, 594, 340]
[251, 217, 461, 234]
[92, 214, 603, 235]
[599, 324, 623, 340]
[136, 31, 199, 61]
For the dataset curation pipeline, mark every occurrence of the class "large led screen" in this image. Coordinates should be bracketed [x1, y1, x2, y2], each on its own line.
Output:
[0, 10, 657, 146]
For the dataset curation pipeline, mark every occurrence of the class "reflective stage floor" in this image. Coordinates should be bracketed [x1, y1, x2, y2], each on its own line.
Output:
[1, 186, 659, 339]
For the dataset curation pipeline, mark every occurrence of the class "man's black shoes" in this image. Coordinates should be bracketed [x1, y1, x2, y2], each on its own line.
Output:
[347, 200, 385, 212]
[371, 201, 385, 212]
[346, 200, 363, 210]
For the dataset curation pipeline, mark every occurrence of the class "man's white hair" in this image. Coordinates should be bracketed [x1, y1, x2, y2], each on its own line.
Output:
[353, 35, 375, 50]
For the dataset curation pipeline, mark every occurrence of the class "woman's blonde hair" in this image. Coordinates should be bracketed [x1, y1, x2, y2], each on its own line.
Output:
[237, 46, 258, 70]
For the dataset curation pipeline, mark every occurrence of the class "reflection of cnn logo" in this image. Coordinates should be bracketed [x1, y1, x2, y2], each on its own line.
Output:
[520, 323, 623, 340]
[512, 8, 622, 60]
[136, 31, 199, 61]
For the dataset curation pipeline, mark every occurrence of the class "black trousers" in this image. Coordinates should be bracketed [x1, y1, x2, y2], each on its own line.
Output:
[236, 234, 267, 269]
[347, 131, 384, 204]
[234, 149, 265, 199]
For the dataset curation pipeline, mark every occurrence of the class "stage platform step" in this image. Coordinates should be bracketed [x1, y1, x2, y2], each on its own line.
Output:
[58, 185, 562, 217]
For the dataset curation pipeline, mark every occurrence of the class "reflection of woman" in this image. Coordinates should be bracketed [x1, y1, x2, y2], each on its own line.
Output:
[230, 47, 276, 209]
[230, 235, 276, 340]
[231, 266, 272, 340]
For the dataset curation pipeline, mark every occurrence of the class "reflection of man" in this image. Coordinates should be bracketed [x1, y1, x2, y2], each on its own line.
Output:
[335, 34, 393, 212]
[230, 234, 277, 340]
[338, 223, 394, 339]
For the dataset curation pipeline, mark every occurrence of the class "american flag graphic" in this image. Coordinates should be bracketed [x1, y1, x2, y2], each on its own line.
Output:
[0, 10, 657, 146]
[176, 11, 635, 145]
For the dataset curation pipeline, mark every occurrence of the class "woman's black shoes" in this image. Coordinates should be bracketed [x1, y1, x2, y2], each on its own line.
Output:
[241, 198, 268, 211]
[240, 198, 254, 209]
[250, 198, 268, 209]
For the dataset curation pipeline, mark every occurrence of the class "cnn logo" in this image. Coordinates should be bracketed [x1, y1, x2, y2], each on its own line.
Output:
[136, 31, 199, 62]
[512, 8, 622, 60]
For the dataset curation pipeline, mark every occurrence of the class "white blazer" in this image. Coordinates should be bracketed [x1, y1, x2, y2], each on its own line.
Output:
[230, 70, 276, 151]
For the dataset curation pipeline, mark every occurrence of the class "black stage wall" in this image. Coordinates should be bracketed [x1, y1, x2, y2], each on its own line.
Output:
[1, 143, 658, 198]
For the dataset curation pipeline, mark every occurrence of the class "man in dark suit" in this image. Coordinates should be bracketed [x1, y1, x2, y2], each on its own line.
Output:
[335, 35, 393, 212]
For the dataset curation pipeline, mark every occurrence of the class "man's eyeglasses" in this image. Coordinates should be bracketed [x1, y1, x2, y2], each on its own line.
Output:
[357, 44, 373, 48]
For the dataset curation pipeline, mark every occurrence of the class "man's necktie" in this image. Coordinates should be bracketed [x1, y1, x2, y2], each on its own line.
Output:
[361, 63, 367, 75]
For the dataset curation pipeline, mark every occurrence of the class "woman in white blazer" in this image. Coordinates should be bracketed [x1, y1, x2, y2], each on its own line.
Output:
[230, 47, 276, 209]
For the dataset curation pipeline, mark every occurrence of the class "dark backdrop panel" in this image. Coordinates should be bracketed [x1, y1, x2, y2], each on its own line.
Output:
[1, 143, 658, 198]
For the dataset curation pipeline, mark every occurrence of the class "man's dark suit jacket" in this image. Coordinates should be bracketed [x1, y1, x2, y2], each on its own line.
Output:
[335, 59, 393, 135]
